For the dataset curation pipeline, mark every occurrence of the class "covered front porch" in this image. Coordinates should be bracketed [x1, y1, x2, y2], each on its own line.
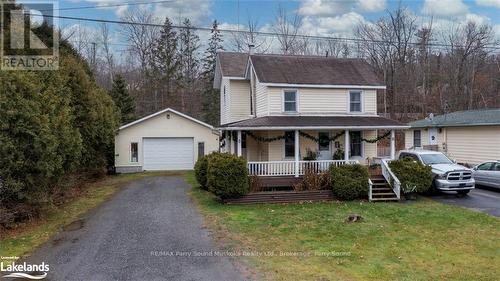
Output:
[220, 116, 407, 178]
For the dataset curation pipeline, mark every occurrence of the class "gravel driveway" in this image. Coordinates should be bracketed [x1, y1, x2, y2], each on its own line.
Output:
[24, 176, 246, 281]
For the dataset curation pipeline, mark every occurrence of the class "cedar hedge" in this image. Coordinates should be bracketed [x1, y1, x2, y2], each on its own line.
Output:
[330, 164, 369, 200]
[389, 158, 433, 193]
[206, 153, 249, 199]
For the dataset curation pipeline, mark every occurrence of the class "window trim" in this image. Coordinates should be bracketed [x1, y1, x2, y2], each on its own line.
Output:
[413, 130, 422, 147]
[130, 142, 138, 163]
[282, 89, 299, 113]
[283, 131, 296, 159]
[348, 90, 363, 113]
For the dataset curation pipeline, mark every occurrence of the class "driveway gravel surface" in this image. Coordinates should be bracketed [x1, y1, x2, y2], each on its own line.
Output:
[24, 176, 246, 281]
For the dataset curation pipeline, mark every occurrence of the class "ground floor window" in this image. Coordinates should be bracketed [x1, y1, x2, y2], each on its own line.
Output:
[350, 131, 362, 157]
[413, 130, 421, 147]
[130, 142, 138, 162]
[284, 131, 295, 158]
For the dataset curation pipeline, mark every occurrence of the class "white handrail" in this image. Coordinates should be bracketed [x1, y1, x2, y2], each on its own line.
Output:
[368, 178, 373, 201]
[381, 159, 400, 200]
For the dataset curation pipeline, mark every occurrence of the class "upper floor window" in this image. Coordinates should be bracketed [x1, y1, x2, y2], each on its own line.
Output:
[284, 90, 297, 112]
[349, 91, 362, 112]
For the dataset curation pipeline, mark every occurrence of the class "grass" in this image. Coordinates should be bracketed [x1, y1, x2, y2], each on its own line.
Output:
[186, 171, 500, 281]
[0, 171, 181, 264]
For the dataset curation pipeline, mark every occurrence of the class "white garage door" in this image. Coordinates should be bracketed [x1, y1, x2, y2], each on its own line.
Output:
[143, 138, 194, 170]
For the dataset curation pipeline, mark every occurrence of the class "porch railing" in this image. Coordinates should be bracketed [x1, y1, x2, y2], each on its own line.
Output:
[247, 160, 358, 177]
[381, 159, 401, 200]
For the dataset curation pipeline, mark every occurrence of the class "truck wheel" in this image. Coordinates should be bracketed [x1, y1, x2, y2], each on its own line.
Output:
[457, 190, 470, 195]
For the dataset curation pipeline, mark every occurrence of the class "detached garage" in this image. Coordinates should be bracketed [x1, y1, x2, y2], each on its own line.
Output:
[115, 108, 219, 173]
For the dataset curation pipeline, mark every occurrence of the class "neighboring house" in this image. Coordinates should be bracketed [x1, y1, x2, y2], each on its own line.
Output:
[214, 51, 408, 178]
[115, 108, 219, 173]
[405, 109, 500, 166]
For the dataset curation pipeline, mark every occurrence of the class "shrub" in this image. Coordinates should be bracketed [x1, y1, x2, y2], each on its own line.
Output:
[389, 158, 433, 193]
[294, 169, 330, 191]
[330, 164, 369, 200]
[206, 153, 249, 199]
[194, 155, 209, 190]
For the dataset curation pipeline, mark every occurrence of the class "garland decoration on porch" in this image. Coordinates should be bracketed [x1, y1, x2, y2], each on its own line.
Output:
[243, 130, 392, 144]
[244, 130, 286, 142]
[299, 131, 345, 143]
[361, 130, 391, 143]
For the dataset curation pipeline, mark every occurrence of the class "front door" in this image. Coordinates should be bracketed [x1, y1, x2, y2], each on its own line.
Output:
[429, 128, 438, 145]
[317, 132, 331, 160]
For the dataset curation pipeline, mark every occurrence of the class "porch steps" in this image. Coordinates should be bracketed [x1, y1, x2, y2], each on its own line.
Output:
[370, 176, 399, 202]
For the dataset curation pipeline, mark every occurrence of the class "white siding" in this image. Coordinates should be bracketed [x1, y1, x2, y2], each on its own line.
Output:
[255, 80, 268, 117]
[267, 87, 378, 115]
[229, 80, 251, 122]
[115, 111, 219, 170]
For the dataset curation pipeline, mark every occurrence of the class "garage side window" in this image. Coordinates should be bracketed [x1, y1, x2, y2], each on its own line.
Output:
[198, 142, 205, 159]
[131, 143, 138, 163]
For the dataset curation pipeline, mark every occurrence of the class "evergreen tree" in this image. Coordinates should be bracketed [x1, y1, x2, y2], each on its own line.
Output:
[110, 74, 136, 124]
[177, 18, 200, 114]
[202, 20, 224, 125]
[150, 17, 179, 110]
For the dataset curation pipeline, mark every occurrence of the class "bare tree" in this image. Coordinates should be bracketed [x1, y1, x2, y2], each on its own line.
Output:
[99, 23, 115, 87]
[231, 16, 271, 53]
[273, 5, 301, 55]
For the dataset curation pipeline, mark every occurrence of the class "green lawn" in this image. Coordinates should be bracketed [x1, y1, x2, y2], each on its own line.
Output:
[186, 172, 500, 281]
[0, 171, 182, 264]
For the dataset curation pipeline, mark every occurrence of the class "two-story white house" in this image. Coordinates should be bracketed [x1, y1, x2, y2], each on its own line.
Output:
[214, 52, 408, 179]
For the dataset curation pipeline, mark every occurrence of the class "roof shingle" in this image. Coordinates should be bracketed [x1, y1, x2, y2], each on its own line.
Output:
[409, 109, 500, 128]
[250, 54, 383, 86]
[221, 116, 406, 128]
[218, 52, 248, 77]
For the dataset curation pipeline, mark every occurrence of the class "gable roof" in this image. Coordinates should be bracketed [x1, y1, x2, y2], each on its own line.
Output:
[119, 108, 214, 130]
[408, 109, 500, 128]
[250, 54, 384, 86]
[217, 52, 248, 77]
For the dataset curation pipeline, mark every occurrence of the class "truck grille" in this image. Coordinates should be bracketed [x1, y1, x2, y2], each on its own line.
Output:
[447, 171, 472, 181]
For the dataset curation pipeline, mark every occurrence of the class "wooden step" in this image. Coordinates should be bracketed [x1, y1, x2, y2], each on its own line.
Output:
[371, 197, 399, 201]
[372, 192, 397, 196]
[372, 187, 391, 191]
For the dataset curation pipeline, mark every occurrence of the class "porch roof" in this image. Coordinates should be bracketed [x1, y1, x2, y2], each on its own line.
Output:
[220, 116, 409, 130]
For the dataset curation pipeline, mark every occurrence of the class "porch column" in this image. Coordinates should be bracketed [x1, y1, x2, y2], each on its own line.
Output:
[390, 130, 396, 159]
[294, 130, 300, 177]
[237, 130, 242, 157]
[344, 130, 350, 161]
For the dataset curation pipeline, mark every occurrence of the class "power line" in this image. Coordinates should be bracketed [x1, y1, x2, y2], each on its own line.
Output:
[35, 0, 176, 12]
[23, 12, 500, 51]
